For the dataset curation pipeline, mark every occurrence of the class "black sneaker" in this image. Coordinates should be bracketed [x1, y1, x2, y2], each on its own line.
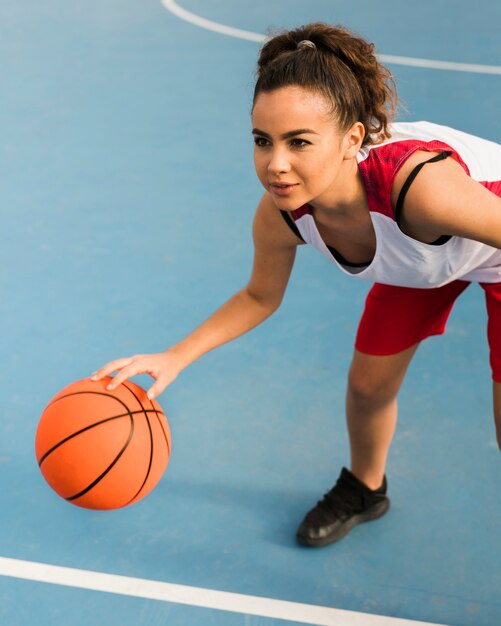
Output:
[296, 467, 390, 547]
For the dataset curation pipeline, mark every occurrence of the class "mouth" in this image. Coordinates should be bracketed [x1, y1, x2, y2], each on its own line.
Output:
[269, 182, 299, 196]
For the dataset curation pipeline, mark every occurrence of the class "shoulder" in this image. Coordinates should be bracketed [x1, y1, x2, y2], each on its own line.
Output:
[392, 151, 501, 244]
[359, 122, 501, 241]
[253, 193, 304, 249]
[357, 135, 456, 219]
[359, 128, 472, 215]
[390, 149, 468, 209]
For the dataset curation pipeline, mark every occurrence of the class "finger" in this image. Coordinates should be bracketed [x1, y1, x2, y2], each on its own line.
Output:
[90, 357, 134, 381]
[106, 361, 150, 390]
[147, 375, 173, 400]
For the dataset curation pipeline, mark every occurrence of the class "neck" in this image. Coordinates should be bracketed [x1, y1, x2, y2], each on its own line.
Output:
[309, 158, 366, 219]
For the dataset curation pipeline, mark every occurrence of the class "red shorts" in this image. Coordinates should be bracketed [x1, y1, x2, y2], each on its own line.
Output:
[355, 281, 501, 382]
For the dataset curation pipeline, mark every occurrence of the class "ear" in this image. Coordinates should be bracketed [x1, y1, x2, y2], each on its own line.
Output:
[342, 122, 365, 159]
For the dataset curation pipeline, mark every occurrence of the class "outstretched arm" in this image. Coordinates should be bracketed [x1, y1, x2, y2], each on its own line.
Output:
[92, 194, 302, 398]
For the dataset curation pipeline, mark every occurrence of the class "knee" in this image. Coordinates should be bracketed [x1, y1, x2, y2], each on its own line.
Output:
[347, 365, 398, 410]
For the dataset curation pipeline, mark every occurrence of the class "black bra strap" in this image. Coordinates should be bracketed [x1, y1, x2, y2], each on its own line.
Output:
[395, 150, 451, 224]
[395, 151, 452, 246]
[280, 210, 305, 242]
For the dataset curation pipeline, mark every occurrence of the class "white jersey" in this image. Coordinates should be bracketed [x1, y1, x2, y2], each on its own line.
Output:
[282, 121, 501, 288]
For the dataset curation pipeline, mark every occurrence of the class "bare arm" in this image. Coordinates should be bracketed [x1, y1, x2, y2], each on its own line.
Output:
[92, 194, 302, 397]
[168, 195, 300, 367]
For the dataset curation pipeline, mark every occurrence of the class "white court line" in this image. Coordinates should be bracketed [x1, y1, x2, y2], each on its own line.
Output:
[161, 0, 501, 75]
[0, 556, 446, 626]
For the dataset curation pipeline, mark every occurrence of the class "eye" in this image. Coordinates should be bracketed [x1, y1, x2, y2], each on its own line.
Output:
[290, 138, 311, 148]
[253, 136, 270, 148]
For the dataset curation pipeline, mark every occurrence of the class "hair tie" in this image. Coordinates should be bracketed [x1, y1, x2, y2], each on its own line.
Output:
[297, 40, 316, 50]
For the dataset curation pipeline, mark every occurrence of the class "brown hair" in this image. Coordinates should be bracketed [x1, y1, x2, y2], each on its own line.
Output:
[253, 23, 398, 147]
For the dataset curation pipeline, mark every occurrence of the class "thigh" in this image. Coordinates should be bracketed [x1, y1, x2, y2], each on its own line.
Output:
[481, 282, 501, 382]
[491, 382, 501, 448]
[355, 280, 470, 356]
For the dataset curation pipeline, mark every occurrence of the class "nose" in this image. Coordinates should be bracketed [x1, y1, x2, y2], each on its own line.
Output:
[267, 147, 291, 175]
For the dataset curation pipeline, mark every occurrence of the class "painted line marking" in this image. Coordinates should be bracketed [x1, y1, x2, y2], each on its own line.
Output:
[161, 0, 264, 42]
[160, 0, 501, 75]
[0, 556, 447, 626]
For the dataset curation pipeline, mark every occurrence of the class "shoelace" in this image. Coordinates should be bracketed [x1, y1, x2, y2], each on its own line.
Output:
[317, 475, 365, 515]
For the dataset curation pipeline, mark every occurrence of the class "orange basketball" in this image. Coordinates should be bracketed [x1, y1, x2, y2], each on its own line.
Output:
[35, 377, 171, 510]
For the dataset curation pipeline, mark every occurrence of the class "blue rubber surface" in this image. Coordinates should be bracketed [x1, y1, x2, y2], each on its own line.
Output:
[0, 2, 500, 625]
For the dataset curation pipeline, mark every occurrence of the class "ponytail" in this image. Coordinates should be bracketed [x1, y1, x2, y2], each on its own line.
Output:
[253, 23, 398, 147]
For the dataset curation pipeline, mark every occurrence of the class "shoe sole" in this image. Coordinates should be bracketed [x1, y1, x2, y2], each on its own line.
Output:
[296, 499, 390, 548]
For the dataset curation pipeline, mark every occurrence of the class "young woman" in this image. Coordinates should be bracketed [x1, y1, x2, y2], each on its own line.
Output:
[92, 23, 501, 547]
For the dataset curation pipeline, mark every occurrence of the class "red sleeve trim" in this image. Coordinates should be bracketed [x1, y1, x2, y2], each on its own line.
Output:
[358, 140, 470, 219]
[481, 180, 501, 197]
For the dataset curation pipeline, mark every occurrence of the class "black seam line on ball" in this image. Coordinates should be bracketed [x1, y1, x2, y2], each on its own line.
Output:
[66, 414, 135, 502]
[37, 409, 163, 467]
[45, 390, 132, 410]
[124, 381, 169, 448]
[143, 390, 171, 456]
[122, 382, 155, 505]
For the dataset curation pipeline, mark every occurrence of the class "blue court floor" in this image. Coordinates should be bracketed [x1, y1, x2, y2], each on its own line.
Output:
[1, 1, 500, 625]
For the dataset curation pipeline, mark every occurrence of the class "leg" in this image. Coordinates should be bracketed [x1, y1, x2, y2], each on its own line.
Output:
[297, 281, 469, 547]
[298, 343, 419, 547]
[347, 345, 419, 489]
[492, 383, 501, 449]
[350, 280, 469, 488]
[481, 282, 501, 450]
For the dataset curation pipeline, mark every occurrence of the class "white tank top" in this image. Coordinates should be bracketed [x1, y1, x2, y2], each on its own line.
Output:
[283, 121, 501, 288]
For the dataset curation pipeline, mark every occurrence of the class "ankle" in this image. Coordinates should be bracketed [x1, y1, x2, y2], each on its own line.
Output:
[350, 467, 385, 491]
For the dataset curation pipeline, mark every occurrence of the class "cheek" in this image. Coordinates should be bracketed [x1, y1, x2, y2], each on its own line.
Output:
[302, 159, 330, 183]
[253, 152, 268, 181]
[315, 146, 342, 176]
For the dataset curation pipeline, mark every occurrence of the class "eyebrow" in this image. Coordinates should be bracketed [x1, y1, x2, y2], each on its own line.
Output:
[252, 128, 319, 139]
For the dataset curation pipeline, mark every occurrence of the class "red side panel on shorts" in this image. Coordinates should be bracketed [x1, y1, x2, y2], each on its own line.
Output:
[481, 282, 501, 382]
[354, 281, 470, 355]
[355, 281, 501, 382]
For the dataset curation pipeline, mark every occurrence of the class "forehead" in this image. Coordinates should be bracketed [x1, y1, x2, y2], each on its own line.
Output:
[252, 86, 335, 131]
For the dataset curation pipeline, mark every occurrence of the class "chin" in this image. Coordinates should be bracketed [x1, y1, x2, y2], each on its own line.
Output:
[270, 194, 309, 212]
